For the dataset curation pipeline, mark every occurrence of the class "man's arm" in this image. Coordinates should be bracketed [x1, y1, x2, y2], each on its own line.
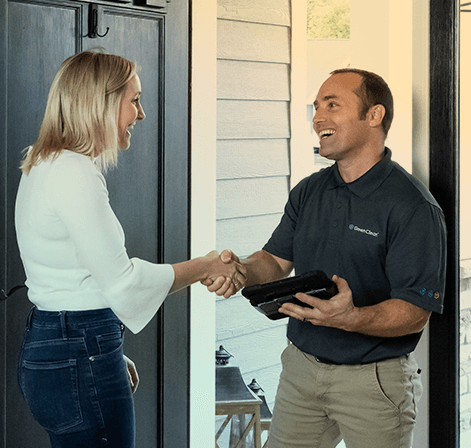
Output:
[240, 250, 293, 286]
[280, 275, 431, 337]
[203, 249, 293, 298]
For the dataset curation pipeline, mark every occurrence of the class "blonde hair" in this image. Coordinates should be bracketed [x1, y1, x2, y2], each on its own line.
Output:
[20, 48, 136, 174]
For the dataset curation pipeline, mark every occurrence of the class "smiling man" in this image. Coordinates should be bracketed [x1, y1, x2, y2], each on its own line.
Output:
[206, 69, 447, 448]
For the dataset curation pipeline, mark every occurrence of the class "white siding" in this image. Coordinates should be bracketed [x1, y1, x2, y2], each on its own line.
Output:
[215, 0, 291, 434]
[218, 60, 290, 101]
[217, 139, 289, 180]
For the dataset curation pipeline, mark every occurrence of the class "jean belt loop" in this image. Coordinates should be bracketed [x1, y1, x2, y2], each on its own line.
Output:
[60, 311, 68, 339]
[26, 306, 35, 329]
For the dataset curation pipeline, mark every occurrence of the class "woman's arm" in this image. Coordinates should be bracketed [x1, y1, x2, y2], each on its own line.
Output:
[170, 250, 246, 294]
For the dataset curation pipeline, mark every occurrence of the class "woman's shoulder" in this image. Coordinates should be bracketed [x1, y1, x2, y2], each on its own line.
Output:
[52, 149, 96, 168]
[45, 150, 107, 198]
[49, 150, 104, 181]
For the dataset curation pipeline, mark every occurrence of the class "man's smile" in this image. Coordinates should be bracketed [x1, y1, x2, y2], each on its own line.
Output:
[319, 129, 336, 139]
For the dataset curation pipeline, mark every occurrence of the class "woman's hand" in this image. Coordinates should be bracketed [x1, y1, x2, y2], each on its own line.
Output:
[201, 250, 247, 298]
[123, 354, 139, 394]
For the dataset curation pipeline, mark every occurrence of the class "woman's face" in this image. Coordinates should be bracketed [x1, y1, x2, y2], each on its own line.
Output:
[118, 74, 145, 149]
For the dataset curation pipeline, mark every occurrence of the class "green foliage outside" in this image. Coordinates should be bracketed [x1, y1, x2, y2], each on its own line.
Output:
[307, 0, 350, 39]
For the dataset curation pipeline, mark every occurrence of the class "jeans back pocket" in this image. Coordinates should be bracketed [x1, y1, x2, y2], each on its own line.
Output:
[19, 358, 83, 433]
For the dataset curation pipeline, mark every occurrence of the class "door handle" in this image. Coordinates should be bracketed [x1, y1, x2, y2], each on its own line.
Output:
[0, 284, 27, 300]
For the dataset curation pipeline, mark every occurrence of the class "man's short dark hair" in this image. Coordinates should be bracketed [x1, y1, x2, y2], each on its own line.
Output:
[330, 68, 394, 136]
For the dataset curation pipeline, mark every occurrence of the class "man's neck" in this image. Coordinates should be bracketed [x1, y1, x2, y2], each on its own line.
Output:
[336, 146, 386, 183]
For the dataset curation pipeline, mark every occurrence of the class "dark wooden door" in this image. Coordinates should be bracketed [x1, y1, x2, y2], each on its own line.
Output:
[0, 0, 190, 446]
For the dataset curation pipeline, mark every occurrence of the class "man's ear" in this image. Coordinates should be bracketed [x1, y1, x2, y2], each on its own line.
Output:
[368, 104, 386, 129]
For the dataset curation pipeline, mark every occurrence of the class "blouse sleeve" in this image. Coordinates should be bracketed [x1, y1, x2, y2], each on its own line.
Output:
[47, 155, 175, 333]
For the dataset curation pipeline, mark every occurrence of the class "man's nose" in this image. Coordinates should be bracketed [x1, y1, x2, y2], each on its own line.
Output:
[313, 109, 325, 127]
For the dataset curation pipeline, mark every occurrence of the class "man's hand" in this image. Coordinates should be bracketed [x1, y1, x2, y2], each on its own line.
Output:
[279, 275, 354, 330]
[201, 250, 246, 298]
[202, 249, 294, 299]
[279, 275, 431, 337]
[124, 354, 139, 394]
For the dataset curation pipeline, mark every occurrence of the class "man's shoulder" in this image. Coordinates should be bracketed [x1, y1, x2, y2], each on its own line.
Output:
[295, 165, 335, 191]
[387, 161, 440, 209]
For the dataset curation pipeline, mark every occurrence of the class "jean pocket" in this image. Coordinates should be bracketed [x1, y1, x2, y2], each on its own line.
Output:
[19, 359, 83, 433]
[96, 329, 123, 356]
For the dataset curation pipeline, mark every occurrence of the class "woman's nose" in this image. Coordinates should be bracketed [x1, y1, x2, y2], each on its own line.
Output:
[137, 104, 146, 121]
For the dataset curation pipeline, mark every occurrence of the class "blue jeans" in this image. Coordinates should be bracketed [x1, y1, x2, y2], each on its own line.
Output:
[18, 307, 135, 448]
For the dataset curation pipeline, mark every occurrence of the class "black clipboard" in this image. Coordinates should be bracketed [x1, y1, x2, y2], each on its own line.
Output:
[241, 270, 338, 320]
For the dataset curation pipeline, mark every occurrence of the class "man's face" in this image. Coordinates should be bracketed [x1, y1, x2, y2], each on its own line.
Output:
[313, 73, 371, 162]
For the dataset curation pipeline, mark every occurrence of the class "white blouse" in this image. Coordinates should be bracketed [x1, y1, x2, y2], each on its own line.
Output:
[15, 150, 175, 333]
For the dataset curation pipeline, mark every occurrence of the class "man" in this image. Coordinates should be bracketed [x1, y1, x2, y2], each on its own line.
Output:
[206, 69, 446, 448]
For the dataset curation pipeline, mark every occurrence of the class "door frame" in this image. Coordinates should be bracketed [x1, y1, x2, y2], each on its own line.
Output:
[428, 0, 460, 446]
[0, 0, 191, 446]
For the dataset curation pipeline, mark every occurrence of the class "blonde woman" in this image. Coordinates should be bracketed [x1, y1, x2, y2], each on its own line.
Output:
[15, 50, 244, 448]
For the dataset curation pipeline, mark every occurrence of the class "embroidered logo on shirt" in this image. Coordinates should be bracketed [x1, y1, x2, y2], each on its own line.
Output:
[348, 224, 379, 237]
[420, 288, 440, 299]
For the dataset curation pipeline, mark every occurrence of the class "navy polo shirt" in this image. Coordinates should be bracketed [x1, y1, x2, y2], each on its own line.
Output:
[263, 148, 446, 364]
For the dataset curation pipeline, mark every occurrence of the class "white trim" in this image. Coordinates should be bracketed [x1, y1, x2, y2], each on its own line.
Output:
[190, 0, 217, 445]
[290, 0, 312, 189]
[388, 0, 413, 172]
[411, 1, 430, 447]
[412, 0, 430, 186]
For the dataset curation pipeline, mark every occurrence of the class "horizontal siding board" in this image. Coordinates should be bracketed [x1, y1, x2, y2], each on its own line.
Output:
[218, 19, 290, 63]
[216, 294, 287, 340]
[217, 100, 290, 139]
[216, 325, 287, 377]
[217, 60, 290, 101]
[217, 139, 290, 180]
[217, 0, 290, 26]
[216, 177, 289, 220]
[216, 213, 283, 257]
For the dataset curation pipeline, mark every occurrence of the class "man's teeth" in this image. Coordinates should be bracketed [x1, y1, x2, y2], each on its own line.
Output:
[319, 130, 336, 139]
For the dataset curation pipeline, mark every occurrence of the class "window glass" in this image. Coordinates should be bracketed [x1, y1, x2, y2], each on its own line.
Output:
[460, 3, 471, 446]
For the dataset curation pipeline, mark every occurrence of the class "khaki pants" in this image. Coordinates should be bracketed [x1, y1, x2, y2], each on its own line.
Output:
[267, 344, 423, 448]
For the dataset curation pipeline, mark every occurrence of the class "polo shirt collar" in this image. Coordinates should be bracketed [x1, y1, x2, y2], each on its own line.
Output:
[328, 148, 394, 199]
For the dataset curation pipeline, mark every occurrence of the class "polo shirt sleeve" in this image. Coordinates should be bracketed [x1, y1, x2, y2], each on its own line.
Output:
[263, 177, 309, 261]
[386, 200, 446, 314]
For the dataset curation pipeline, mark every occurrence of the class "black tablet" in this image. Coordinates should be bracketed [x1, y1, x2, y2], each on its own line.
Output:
[241, 271, 338, 320]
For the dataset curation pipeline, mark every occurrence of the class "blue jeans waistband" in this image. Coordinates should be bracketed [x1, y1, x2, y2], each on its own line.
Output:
[28, 307, 122, 331]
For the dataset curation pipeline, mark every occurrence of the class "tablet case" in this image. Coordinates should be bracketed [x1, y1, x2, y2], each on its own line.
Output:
[241, 271, 338, 320]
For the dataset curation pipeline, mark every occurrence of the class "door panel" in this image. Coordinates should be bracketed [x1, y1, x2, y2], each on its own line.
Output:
[1, 0, 190, 446]
[5, 3, 81, 446]
[83, 9, 165, 448]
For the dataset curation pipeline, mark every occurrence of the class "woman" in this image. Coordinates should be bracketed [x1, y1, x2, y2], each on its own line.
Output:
[15, 49, 244, 447]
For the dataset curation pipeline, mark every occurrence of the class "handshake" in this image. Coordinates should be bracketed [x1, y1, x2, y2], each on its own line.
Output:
[200, 249, 246, 298]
